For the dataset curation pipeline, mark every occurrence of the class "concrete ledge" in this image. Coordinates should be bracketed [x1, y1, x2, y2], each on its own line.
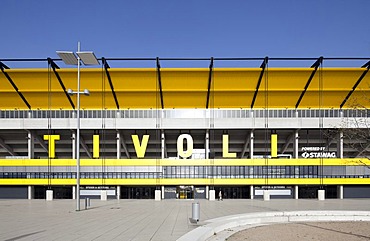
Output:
[177, 210, 370, 241]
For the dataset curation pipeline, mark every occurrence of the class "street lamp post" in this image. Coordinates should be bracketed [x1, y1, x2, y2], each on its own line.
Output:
[57, 42, 99, 211]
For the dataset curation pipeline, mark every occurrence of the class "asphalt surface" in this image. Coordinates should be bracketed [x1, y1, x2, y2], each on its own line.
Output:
[1, 198, 370, 241]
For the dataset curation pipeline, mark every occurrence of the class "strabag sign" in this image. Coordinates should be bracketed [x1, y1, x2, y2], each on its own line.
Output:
[301, 147, 336, 158]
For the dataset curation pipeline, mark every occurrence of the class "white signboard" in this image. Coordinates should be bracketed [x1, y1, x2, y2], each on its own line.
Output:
[301, 147, 336, 158]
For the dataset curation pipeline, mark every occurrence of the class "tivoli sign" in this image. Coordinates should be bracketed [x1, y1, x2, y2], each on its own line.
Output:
[42, 134, 240, 159]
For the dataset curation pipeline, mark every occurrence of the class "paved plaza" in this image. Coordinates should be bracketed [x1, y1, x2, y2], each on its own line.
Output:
[0, 198, 370, 241]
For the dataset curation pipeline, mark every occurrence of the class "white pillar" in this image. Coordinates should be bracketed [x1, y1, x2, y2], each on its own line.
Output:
[250, 185, 254, 200]
[46, 190, 53, 201]
[263, 190, 270, 201]
[117, 186, 121, 200]
[27, 131, 34, 159]
[101, 190, 108, 201]
[294, 185, 299, 199]
[72, 131, 76, 159]
[318, 190, 325, 201]
[28, 186, 34, 199]
[155, 190, 161, 201]
[72, 132, 77, 202]
[161, 186, 164, 199]
[337, 131, 343, 159]
[205, 131, 210, 200]
[116, 132, 121, 159]
[161, 130, 165, 159]
[72, 186, 76, 200]
[205, 130, 209, 159]
[250, 131, 254, 159]
[338, 185, 343, 199]
[294, 130, 299, 159]
[209, 190, 215, 201]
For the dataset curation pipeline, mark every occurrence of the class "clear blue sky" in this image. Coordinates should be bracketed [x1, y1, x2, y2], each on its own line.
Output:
[0, 0, 369, 67]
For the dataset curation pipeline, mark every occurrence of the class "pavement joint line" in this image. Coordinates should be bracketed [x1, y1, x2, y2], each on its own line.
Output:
[177, 210, 370, 241]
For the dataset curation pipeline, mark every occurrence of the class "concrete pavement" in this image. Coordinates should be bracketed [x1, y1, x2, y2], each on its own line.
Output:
[0, 198, 370, 241]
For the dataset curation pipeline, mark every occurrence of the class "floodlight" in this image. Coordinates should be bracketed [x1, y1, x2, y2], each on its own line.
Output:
[67, 89, 74, 96]
[77, 52, 100, 65]
[56, 42, 99, 212]
[56, 51, 78, 65]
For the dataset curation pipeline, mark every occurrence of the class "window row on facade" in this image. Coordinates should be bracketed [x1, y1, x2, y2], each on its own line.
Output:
[1, 165, 369, 179]
[1, 109, 369, 119]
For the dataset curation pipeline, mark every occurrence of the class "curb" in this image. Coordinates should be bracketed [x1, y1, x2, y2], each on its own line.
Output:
[177, 211, 370, 241]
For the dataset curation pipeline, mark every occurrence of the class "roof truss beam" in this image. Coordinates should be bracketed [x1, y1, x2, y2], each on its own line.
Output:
[80, 135, 92, 159]
[119, 131, 131, 159]
[340, 61, 370, 108]
[48, 58, 76, 109]
[281, 132, 295, 154]
[295, 56, 323, 108]
[34, 135, 48, 153]
[355, 142, 370, 158]
[0, 136, 16, 156]
[251, 57, 268, 108]
[240, 131, 250, 158]
[156, 57, 164, 109]
[325, 137, 335, 150]
[206, 57, 214, 109]
[102, 58, 120, 109]
[0, 61, 31, 109]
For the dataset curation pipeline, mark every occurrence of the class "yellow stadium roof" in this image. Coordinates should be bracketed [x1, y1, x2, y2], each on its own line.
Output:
[0, 67, 369, 109]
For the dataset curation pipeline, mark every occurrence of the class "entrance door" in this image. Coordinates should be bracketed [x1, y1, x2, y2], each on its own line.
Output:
[176, 186, 194, 199]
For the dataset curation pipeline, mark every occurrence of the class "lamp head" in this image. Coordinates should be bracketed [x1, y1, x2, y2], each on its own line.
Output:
[67, 89, 74, 96]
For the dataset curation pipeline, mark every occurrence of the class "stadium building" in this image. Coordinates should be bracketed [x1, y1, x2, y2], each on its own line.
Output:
[0, 56, 369, 200]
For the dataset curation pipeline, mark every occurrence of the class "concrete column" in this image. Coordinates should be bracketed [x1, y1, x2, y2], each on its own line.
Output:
[205, 131, 210, 200]
[161, 130, 165, 159]
[27, 131, 34, 159]
[337, 131, 343, 159]
[250, 185, 254, 200]
[72, 186, 76, 200]
[116, 132, 121, 159]
[294, 185, 299, 199]
[263, 190, 270, 201]
[117, 186, 121, 200]
[205, 130, 209, 159]
[101, 190, 108, 201]
[338, 185, 344, 199]
[28, 186, 34, 199]
[250, 131, 254, 159]
[318, 190, 325, 201]
[72, 131, 76, 159]
[46, 190, 53, 201]
[209, 190, 215, 201]
[161, 186, 164, 199]
[155, 190, 161, 201]
[294, 130, 299, 159]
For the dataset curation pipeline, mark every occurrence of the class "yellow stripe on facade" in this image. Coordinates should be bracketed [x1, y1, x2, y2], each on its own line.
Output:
[1, 158, 369, 166]
[1, 178, 369, 186]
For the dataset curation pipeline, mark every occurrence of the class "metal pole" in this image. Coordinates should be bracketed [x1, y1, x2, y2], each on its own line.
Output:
[76, 42, 81, 211]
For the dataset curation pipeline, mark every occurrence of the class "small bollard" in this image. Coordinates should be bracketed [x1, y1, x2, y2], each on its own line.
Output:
[189, 202, 200, 224]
